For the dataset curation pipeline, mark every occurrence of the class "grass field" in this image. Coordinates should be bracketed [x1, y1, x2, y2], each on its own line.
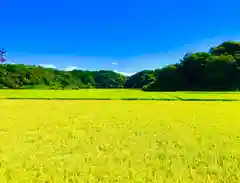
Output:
[1, 99, 240, 182]
[0, 89, 240, 101]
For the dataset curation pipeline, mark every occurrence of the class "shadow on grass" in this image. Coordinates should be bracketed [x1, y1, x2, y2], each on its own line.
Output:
[1, 97, 240, 101]
[180, 98, 239, 101]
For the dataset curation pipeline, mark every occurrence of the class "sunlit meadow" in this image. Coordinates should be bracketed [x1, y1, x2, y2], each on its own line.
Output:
[0, 89, 239, 101]
[0, 100, 240, 182]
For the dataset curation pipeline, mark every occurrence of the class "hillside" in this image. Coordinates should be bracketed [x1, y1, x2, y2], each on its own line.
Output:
[1, 41, 240, 91]
[128, 41, 240, 91]
[0, 64, 127, 89]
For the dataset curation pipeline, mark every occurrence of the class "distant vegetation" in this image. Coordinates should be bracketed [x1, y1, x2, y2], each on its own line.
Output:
[132, 41, 240, 91]
[1, 41, 240, 91]
[0, 65, 126, 89]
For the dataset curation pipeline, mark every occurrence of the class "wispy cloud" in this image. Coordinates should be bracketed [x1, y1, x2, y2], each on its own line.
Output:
[64, 66, 79, 71]
[63, 66, 87, 71]
[39, 64, 56, 69]
[114, 70, 135, 76]
[111, 61, 118, 65]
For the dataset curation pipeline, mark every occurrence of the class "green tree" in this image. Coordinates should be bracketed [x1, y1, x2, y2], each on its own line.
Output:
[124, 70, 156, 88]
[179, 52, 211, 89]
[203, 54, 237, 90]
[210, 41, 240, 64]
[154, 65, 183, 91]
[0, 64, 127, 89]
[143, 41, 240, 91]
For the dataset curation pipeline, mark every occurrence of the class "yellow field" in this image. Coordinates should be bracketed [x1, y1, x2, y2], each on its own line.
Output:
[1, 100, 240, 182]
[0, 89, 240, 101]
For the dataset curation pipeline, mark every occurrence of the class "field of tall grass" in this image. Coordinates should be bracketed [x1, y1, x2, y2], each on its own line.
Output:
[1, 99, 240, 182]
[0, 89, 239, 101]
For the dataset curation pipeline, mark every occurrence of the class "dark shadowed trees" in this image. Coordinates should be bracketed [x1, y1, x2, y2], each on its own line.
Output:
[142, 41, 240, 91]
[124, 70, 156, 88]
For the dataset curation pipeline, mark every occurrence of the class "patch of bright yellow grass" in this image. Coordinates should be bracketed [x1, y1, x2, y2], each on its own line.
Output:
[0, 89, 239, 101]
[0, 100, 240, 182]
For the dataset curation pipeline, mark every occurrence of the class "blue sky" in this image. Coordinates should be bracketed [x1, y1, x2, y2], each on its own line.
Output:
[1, 0, 240, 75]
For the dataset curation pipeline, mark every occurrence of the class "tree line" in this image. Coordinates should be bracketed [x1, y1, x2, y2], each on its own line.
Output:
[0, 64, 126, 89]
[0, 41, 240, 91]
[127, 41, 240, 91]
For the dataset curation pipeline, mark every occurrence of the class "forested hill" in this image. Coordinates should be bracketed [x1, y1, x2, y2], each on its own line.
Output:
[0, 64, 127, 89]
[128, 41, 240, 91]
[1, 41, 240, 91]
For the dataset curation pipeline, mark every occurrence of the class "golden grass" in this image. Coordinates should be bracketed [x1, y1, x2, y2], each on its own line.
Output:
[0, 89, 175, 100]
[0, 100, 240, 182]
[0, 89, 240, 101]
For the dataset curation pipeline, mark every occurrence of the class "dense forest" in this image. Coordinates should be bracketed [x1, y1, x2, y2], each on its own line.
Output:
[0, 65, 126, 89]
[0, 41, 240, 91]
[131, 41, 240, 91]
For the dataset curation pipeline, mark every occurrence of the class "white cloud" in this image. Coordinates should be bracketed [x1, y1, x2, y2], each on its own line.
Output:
[114, 70, 135, 76]
[39, 64, 56, 69]
[64, 66, 79, 71]
[63, 66, 87, 71]
[111, 61, 118, 65]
